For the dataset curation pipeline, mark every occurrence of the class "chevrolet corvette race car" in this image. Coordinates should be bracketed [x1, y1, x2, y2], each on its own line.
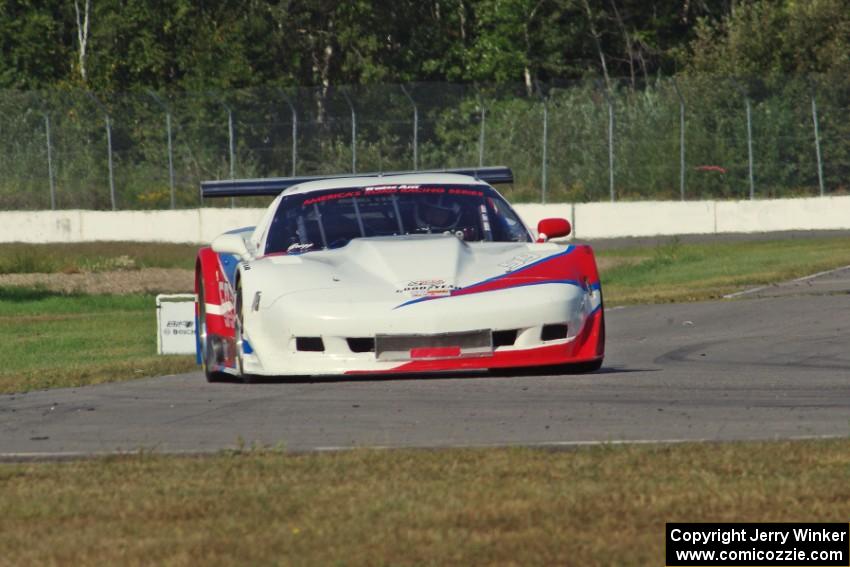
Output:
[195, 167, 604, 382]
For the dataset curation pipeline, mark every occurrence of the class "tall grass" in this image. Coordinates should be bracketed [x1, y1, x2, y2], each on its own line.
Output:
[0, 242, 197, 274]
[1, 441, 849, 565]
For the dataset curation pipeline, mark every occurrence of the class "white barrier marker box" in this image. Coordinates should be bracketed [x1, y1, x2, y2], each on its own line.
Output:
[156, 294, 197, 355]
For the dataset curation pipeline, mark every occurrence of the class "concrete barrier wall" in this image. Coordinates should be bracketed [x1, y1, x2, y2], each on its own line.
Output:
[0, 208, 268, 244]
[2, 195, 849, 243]
[714, 196, 850, 233]
[82, 210, 203, 243]
[517, 195, 850, 239]
[569, 200, 717, 239]
[1, 210, 84, 243]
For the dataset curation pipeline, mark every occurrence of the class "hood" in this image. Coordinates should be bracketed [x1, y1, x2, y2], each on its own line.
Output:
[334, 235, 470, 291]
[251, 234, 567, 305]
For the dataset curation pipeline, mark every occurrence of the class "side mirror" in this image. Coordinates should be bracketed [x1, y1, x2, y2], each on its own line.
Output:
[537, 218, 571, 242]
[211, 233, 249, 258]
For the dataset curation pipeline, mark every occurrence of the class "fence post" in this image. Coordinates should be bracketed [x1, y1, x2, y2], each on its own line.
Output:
[225, 104, 235, 208]
[732, 81, 756, 200]
[44, 113, 56, 210]
[166, 112, 175, 208]
[106, 114, 116, 210]
[478, 103, 486, 168]
[745, 97, 754, 200]
[672, 78, 686, 201]
[279, 90, 298, 176]
[811, 95, 825, 197]
[341, 89, 357, 173]
[86, 92, 116, 210]
[400, 85, 418, 170]
[147, 90, 175, 209]
[541, 98, 548, 204]
[598, 82, 615, 202]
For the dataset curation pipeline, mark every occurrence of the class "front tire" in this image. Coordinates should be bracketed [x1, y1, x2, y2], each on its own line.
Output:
[563, 358, 603, 373]
[197, 277, 228, 383]
[234, 279, 256, 384]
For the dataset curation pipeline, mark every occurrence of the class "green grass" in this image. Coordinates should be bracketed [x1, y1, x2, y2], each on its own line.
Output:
[598, 235, 850, 304]
[3, 240, 849, 565]
[0, 287, 196, 394]
[0, 242, 197, 274]
[1, 440, 848, 566]
[2, 236, 850, 393]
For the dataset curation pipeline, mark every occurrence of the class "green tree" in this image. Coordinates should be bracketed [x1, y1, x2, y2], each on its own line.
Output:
[0, 1, 71, 88]
[685, 0, 850, 76]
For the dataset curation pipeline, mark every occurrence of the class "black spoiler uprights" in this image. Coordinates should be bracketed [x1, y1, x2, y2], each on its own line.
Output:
[200, 166, 514, 198]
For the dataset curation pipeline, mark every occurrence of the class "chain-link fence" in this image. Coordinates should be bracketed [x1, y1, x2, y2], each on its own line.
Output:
[1, 77, 848, 210]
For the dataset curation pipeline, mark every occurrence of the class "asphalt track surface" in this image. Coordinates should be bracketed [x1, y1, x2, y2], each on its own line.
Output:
[1, 266, 848, 458]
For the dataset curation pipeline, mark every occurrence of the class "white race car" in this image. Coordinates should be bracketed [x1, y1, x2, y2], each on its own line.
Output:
[195, 167, 604, 382]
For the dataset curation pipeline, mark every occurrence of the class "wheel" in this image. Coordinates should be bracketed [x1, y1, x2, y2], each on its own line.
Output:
[197, 277, 228, 383]
[234, 279, 256, 384]
[564, 358, 603, 373]
[560, 289, 606, 374]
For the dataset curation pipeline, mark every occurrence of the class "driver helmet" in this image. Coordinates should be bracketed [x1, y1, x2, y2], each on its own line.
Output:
[414, 194, 462, 231]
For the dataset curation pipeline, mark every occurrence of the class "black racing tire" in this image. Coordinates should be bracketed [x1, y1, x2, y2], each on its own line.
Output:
[488, 357, 603, 376]
[561, 295, 605, 374]
[561, 287, 606, 374]
[198, 276, 228, 383]
[562, 358, 604, 373]
[234, 279, 257, 384]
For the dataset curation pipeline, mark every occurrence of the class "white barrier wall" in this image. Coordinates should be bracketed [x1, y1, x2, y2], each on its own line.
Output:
[82, 210, 203, 243]
[0, 208, 267, 244]
[2, 195, 850, 243]
[714, 196, 850, 233]
[570, 200, 716, 239]
[517, 195, 850, 239]
[1, 210, 84, 243]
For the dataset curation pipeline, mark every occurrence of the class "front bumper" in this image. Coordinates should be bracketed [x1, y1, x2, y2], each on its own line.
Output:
[239, 283, 604, 376]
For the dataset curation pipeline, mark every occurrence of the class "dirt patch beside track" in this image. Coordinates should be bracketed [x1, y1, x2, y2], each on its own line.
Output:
[1, 260, 640, 295]
[0, 268, 194, 295]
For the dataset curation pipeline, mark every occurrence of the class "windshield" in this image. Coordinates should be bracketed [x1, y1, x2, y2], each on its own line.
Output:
[265, 184, 530, 255]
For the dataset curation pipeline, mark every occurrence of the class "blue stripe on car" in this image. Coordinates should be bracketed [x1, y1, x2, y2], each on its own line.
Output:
[394, 246, 596, 309]
[217, 253, 239, 286]
[395, 279, 585, 309]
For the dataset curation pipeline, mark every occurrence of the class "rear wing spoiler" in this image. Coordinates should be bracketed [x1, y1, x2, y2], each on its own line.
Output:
[200, 166, 513, 198]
